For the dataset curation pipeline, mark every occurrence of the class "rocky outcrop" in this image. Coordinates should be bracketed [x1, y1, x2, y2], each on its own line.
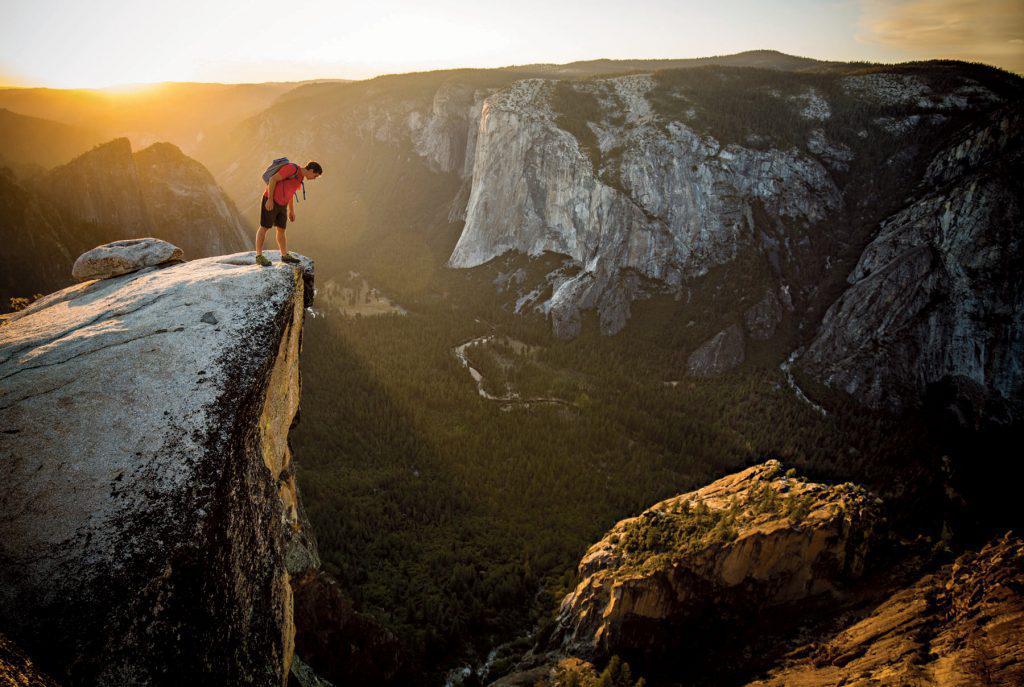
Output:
[134, 141, 251, 259]
[0, 250, 315, 685]
[552, 461, 883, 666]
[43, 138, 152, 235]
[687, 323, 746, 377]
[72, 238, 184, 280]
[748, 533, 1024, 687]
[799, 105, 1024, 423]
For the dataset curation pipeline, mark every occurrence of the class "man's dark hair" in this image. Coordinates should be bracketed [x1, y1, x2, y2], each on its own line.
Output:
[305, 161, 323, 174]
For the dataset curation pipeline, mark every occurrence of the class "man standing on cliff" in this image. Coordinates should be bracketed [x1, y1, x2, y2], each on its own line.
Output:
[255, 160, 323, 266]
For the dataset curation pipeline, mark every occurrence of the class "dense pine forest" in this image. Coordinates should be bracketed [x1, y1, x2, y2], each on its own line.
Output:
[291, 261, 942, 684]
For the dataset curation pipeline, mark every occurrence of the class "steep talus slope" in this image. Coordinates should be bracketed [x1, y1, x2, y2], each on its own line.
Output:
[0, 139, 249, 308]
[551, 461, 883, 669]
[748, 533, 1024, 687]
[0, 252, 315, 685]
[798, 104, 1024, 422]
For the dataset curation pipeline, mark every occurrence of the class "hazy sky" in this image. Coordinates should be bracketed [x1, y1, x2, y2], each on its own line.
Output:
[1, 0, 1021, 88]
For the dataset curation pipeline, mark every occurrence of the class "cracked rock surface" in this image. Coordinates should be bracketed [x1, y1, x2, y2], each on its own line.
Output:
[0, 250, 315, 686]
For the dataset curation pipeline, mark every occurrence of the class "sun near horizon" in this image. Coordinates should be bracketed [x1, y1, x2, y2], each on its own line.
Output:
[1, 0, 1021, 90]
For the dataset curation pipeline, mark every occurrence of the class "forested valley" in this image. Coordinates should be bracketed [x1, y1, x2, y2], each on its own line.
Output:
[291, 257, 943, 684]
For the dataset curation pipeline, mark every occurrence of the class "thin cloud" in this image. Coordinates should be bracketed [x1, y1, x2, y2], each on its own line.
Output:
[858, 0, 1024, 72]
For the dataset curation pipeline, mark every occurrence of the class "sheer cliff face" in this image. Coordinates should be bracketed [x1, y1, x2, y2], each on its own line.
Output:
[0, 253, 315, 685]
[798, 106, 1024, 422]
[0, 139, 250, 308]
[449, 77, 840, 337]
[437, 67, 1021, 419]
[442, 69, 1017, 339]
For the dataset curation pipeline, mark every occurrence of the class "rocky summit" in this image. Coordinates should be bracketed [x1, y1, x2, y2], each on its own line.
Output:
[551, 461, 884, 668]
[0, 249, 314, 685]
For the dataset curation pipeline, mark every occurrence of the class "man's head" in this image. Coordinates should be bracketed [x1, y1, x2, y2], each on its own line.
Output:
[304, 161, 323, 180]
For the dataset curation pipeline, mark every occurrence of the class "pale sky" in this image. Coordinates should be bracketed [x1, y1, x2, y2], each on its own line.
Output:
[0, 0, 1021, 88]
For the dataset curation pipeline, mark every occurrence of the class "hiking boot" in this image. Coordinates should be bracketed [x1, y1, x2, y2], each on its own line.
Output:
[281, 252, 301, 264]
[255, 253, 272, 267]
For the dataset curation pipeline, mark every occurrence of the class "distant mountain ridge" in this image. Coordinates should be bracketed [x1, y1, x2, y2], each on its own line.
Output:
[0, 107, 104, 171]
[0, 81, 311, 156]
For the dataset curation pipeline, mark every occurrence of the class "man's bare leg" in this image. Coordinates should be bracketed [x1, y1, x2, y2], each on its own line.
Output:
[255, 226, 272, 266]
[275, 227, 288, 257]
[256, 226, 269, 255]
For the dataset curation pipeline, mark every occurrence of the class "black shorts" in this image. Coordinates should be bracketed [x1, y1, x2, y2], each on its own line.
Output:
[260, 198, 288, 229]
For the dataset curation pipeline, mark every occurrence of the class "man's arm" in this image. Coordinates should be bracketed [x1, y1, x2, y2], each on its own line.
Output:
[288, 194, 296, 221]
[265, 174, 279, 209]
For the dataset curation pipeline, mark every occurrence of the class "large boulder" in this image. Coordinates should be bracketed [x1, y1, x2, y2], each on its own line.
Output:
[71, 237, 184, 281]
[551, 461, 883, 667]
[0, 251, 314, 685]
